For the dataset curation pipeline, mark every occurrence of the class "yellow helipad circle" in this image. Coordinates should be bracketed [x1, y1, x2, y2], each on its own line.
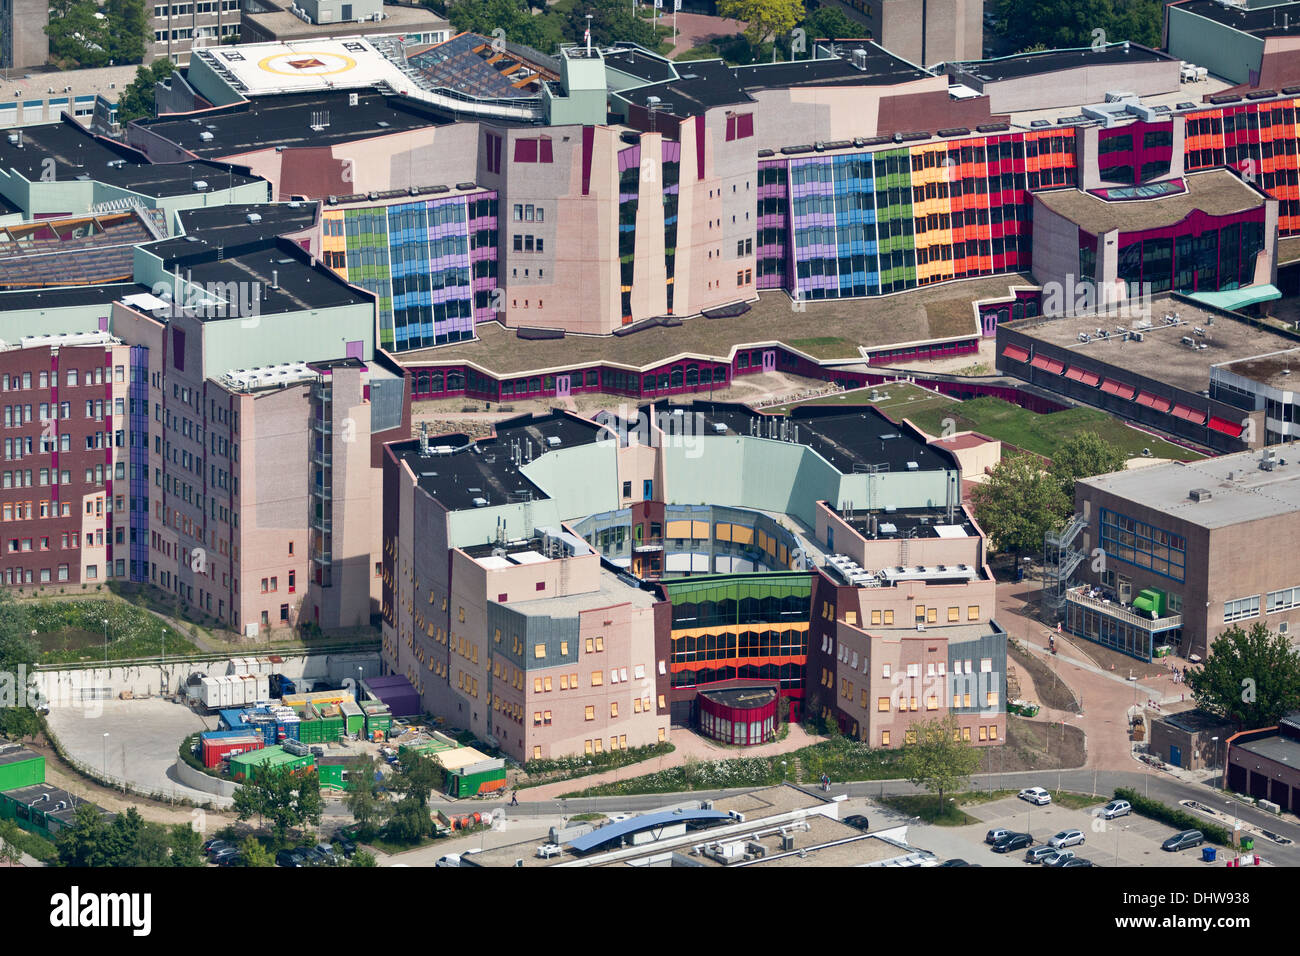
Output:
[257, 52, 358, 77]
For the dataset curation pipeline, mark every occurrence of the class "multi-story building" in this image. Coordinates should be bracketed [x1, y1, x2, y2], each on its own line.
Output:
[381, 400, 1005, 757]
[0, 331, 136, 588]
[1064, 449, 1300, 662]
[0, 0, 48, 69]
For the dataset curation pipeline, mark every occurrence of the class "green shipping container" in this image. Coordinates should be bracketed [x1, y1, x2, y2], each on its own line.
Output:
[339, 700, 365, 737]
[298, 716, 345, 745]
[365, 714, 392, 739]
[447, 767, 507, 798]
[0, 751, 46, 791]
[229, 746, 316, 783]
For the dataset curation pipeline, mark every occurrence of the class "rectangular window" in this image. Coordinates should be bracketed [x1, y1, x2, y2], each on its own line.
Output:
[1266, 587, 1300, 613]
[1224, 595, 1261, 622]
[610, 702, 618, 717]
[590, 671, 603, 686]
[968, 605, 979, 620]
[881, 730, 890, 746]
[534, 643, 546, 659]
[584, 705, 595, 721]
[948, 606, 959, 622]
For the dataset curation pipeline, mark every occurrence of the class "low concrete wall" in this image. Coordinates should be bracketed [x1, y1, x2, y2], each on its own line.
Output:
[33, 650, 379, 702]
[173, 757, 239, 802]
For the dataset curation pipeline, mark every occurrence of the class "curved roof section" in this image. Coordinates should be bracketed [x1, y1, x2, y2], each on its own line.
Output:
[565, 808, 733, 853]
[1035, 169, 1265, 236]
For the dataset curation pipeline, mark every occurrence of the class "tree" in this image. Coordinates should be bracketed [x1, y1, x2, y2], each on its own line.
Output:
[351, 849, 378, 867]
[1186, 623, 1300, 730]
[970, 453, 1064, 558]
[1048, 431, 1126, 508]
[344, 755, 385, 839]
[719, 0, 805, 50]
[446, 0, 565, 53]
[56, 804, 112, 867]
[994, 0, 1162, 53]
[566, 0, 658, 49]
[232, 765, 323, 844]
[116, 59, 176, 127]
[802, 5, 858, 42]
[168, 823, 206, 867]
[383, 751, 442, 844]
[104, 0, 149, 65]
[238, 836, 275, 867]
[0, 590, 40, 742]
[898, 715, 982, 808]
[0, 821, 23, 867]
[46, 0, 110, 69]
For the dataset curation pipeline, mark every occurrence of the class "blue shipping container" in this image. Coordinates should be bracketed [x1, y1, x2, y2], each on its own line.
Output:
[278, 721, 301, 741]
[218, 709, 251, 732]
[200, 729, 259, 742]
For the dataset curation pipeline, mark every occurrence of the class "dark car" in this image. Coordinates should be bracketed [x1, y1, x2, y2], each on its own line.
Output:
[843, 815, 871, 832]
[209, 846, 240, 865]
[1060, 858, 1095, 867]
[939, 859, 972, 867]
[332, 836, 357, 858]
[301, 846, 331, 867]
[204, 839, 234, 858]
[216, 852, 244, 867]
[201, 838, 227, 854]
[275, 849, 307, 868]
[1162, 830, 1204, 852]
[992, 833, 1034, 853]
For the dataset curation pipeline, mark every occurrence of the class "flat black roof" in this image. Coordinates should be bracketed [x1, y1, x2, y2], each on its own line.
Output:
[846, 506, 979, 543]
[948, 43, 1175, 83]
[1174, 0, 1300, 38]
[0, 746, 41, 767]
[159, 238, 372, 317]
[604, 47, 679, 84]
[619, 46, 931, 118]
[0, 281, 147, 311]
[135, 91, 457, 157]
[161, 202, 318, 259]
[0, 120, 263, 197]
[394, 409, 605, 511]
[650, 401, 954, 475]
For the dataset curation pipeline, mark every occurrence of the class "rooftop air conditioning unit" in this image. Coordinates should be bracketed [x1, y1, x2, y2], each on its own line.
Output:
[199, 131, 214, 142]
[1188, 488, 1212, 502]
[246, 212, 262, 224]
[193, 180, 209, 191]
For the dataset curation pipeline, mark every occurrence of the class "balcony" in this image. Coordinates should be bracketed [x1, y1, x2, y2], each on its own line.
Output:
[1065, 587, 1182, 631]
[312, 483, 333, 500]
[312, 550, 332, 566]
[312, 417, 332, 435]
[312, 448, 332, 468]
[311, 513, 333, 534]
[312, 382, 332, 402]
[633, 537, 664, 553]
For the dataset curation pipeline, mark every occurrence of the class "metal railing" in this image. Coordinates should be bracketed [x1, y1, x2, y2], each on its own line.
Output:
[1066, 587, 1183, 630]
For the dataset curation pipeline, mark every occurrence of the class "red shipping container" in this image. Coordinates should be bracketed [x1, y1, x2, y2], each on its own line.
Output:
[202, 736, 265, 768]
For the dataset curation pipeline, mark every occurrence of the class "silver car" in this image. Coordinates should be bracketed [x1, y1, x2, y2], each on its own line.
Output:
[1025, 844, 1059, 864]
[1098, 800, 1131, 820]
[1049, 829, 1085, 849]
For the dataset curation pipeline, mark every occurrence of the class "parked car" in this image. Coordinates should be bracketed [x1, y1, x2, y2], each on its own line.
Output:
[939, 859, 972, 867]
[301, 846, 332, 867]
[1018, 787, 1052, 806]
[275, 848, 307, 867]
[314, 842, 342, 865]
[985, 827, 1012, 845]
[1060, 857, 1095, 867]
[202, 838, 232, 855]
[1097, 800, 1131, 820]
[843, 815, 871, 832]
[1042, 849, 1077, 867]
[332, 835, 357, 858]
[992, 833, 1034, 853]
[216, 852, 244, 867]
[209, 846, 239, 865]
[436, 854, 463, 868]
[1025, 844, 1059, 863]
[1162, 830, 1204, 852]
[1049, 829, 1085, 849]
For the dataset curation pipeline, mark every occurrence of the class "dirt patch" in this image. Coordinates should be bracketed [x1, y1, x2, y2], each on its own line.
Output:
[1057, 633, 1171, 681]
[1009, 642, 1080, 712]
[979, 716, 1086, 773]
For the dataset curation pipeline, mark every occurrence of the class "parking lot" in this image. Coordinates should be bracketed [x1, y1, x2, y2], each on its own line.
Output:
[951, 795, 1213, 867]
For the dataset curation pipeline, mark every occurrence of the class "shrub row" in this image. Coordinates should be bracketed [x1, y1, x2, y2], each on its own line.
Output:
[1113, 787, 1233, 846]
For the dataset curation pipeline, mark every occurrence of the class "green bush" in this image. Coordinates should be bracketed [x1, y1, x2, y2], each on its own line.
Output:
[792, 737, 905, 783]
[562, 754, 784, 797]
[520, 742, 673, 788]
[1113, 787, 1233, 846]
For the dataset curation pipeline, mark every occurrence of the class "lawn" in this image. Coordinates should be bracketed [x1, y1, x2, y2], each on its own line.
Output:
[787, 336, 854, 358]
[904, 395, 1203, 461]
[880, 793, 979, 825]
[18, 598, 201, 664]
[1049, 791, 1106, 810]
[767, 382, 954, 420]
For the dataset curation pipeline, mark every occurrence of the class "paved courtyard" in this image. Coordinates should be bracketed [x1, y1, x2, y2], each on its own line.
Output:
[46, 697, 217, 804]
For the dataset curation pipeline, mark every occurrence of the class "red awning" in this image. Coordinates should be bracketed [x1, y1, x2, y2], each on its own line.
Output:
[1063, 366, 1100, 386]
[1208, 416, 1244, 437]
[1002, 344, 1030, 363]
[1099, 379, 1136, 400]
[1135, 391, 1172, 412]
[1030, 354, 1065, 375]
[1171, 404, 1207, 424]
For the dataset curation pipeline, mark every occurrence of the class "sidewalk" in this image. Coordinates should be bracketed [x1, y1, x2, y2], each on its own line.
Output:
[520, 723, 826, 800]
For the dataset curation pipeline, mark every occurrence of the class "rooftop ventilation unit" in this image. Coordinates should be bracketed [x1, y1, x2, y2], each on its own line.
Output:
[193, 180, 209, 191]
[546, 435, 561, 447]
[246, 212, 262, 224]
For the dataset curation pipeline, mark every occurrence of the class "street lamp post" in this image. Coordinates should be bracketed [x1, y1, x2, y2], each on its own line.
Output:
[1113, 823, 1124, 867]
[102, 732, 109, 780]
[1211, 736, 1219, 791]
[102, 618, 109, 668]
